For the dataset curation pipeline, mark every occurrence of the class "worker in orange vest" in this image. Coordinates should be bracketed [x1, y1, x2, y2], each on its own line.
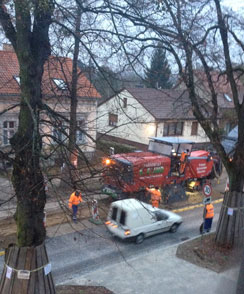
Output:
[179, 149, 189, 174]
[146, 186, 162, 208]
[69, 190, 83, 222]
[203, 202, 214, 233]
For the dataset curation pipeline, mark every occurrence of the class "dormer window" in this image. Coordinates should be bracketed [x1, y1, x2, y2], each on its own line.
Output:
[13, 75, 20, 85]
[53, 78, 68, 90]
[224, 93, 232, 102]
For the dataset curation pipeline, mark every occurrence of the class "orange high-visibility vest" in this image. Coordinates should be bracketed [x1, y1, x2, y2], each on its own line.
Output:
[205, 203, 214, 218]
[180, 152, 187, 162]
[150, 189, 162, 207]
[179, 152, 187, 174]
[69, 192, 83, 208]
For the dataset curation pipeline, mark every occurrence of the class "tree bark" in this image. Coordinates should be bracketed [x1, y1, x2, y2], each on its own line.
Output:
[0, 0, 54, 247]
[215, 191, 244, 247]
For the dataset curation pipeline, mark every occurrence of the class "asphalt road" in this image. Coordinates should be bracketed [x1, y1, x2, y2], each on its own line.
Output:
[42, 202, 221, 284]
[0, 202, 221, 285]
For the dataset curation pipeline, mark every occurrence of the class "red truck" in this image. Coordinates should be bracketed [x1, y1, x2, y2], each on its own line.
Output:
[102, 137, 221, 203]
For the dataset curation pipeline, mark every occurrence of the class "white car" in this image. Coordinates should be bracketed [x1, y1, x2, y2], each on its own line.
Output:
[105, 199, 183, 244]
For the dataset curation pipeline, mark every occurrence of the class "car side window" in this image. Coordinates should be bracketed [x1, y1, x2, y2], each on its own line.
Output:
[120, 210, 126, 225]
[111, 207, 118, 221]
[155, 211, 168, 221]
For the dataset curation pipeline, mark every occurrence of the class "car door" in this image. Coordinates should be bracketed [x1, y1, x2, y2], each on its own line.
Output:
[147, 211, 170, 236]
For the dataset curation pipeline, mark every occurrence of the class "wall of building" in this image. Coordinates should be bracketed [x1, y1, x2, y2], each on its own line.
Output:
[156, 120, 209, 143]
[0, 96, 98, 155]
[97, 90, 156, 146]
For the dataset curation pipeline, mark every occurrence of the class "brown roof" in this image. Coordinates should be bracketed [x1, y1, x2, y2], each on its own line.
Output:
[0, 50, 101, 98]
[185, 70, 243, 108]
[125, 87, 194, 120]
[194, 70, 243, 94]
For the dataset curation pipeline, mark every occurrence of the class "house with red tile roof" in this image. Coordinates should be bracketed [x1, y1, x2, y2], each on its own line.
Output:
[0, 44, 101, 156]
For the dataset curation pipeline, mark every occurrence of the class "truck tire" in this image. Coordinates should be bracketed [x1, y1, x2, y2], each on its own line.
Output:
[135, 233, 145, 244]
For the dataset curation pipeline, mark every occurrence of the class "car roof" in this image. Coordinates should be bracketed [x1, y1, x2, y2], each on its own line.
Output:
[112, 199, 155, 212]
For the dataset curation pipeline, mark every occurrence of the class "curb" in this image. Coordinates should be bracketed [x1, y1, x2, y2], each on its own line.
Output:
[172, 198, 223, 213]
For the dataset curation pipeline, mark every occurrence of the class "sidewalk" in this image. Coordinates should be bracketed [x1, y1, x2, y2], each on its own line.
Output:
[67, 240, 239, 294]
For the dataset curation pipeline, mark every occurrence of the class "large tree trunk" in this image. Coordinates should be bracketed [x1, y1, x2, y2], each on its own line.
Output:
[0, 1, 54, 247]
[10, 51, 47, 247]
[215, 158, 244, 247]
[215, 191, 244, 247]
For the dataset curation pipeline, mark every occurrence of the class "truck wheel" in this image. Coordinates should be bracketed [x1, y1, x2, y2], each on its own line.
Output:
[135, 233, 144, 244]
[170, 223, 179, 233]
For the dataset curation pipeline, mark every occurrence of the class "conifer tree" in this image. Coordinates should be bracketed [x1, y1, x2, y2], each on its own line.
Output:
[144, 46, 172, 89]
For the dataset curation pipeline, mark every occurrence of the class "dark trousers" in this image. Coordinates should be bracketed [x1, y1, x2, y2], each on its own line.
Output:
[72, 205, 78, 220]
[204, 218, 213, 232]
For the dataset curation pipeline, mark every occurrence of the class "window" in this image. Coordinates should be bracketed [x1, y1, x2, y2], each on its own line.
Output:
[3, 121, 16, 145]
[224, 93, 232, 102]
[111, 207, 118, 221]
[154, 211, 168, 221]
[120, 210, 126, 225]
[163, 122, 184, 136]
[191, 121, 198, 136]
[53, 78, 68, 90]
[224, 123, 232, 134]
[123, 98, 127, 108]
[76, 120, 85, 143]
[109, 113, 118, 126]
[53, 121, 63, 142]
[13, 75, 20, 85]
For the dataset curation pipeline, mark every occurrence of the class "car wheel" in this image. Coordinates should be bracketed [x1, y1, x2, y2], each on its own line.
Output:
[170, 223, 179, 233]
[135, 233, 145, 244]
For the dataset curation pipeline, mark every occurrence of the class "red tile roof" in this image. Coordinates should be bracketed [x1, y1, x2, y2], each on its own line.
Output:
[0, 50, 101, 98]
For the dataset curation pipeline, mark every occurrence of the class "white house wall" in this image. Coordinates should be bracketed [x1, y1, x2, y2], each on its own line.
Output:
[97, 90, 210, 146]
[97, 90, 156, 145]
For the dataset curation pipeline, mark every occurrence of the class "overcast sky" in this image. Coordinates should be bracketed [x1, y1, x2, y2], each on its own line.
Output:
[223, 0, 244, 11]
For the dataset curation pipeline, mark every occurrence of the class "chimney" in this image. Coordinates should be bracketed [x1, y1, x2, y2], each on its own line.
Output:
[3, 43, 14, 52]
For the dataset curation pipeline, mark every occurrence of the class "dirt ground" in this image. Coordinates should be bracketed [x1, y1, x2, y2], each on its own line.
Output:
[0, 198, 112, 249]
[176, 233, 241, 273]
[56, 285, 114, 294]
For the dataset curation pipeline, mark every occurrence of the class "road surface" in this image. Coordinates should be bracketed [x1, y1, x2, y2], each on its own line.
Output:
[0, 202, 219, 284]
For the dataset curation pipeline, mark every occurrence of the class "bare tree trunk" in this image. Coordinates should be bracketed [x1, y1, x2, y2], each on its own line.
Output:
[215, 192, 244, 247]
[0, 0, 54, 246]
